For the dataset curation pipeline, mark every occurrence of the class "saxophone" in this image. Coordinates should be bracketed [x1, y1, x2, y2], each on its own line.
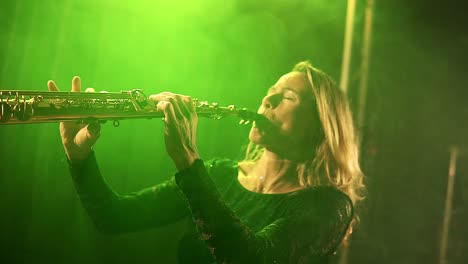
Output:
[0, 89, 262, 126]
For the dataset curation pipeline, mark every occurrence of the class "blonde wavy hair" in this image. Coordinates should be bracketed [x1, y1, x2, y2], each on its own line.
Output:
[243, 61, 366, 208]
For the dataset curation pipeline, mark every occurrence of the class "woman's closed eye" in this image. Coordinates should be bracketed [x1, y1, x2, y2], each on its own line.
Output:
[282, 90, 298, 100]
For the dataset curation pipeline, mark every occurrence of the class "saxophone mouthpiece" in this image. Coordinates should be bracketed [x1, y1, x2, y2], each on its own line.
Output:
[254, 114, 274, 131]
[237, 109, 268, 126]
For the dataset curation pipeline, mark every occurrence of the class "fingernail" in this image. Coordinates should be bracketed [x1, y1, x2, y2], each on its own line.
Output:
[72, 76, 81, 85]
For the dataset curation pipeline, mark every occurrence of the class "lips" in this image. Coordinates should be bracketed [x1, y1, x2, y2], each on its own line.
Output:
[254, 113, 276, 131]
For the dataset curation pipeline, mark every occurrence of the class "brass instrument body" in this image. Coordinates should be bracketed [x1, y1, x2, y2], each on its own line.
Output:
[0, 89, 260, 125]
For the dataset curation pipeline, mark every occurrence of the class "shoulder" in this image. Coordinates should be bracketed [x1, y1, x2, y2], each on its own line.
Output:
[300, 186, 351, 203]
[290, 186, 353, 218]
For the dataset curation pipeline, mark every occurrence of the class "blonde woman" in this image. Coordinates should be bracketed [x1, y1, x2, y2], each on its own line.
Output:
[49, 61, 365, 263]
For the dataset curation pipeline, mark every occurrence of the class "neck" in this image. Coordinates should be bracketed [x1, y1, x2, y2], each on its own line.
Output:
[251, 150, 303, 193]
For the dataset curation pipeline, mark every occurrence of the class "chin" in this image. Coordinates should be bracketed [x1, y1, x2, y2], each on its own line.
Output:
[248, 127, 266, 145]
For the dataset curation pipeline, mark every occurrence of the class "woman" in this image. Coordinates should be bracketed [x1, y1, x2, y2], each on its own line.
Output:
[48, 61, 365, 263]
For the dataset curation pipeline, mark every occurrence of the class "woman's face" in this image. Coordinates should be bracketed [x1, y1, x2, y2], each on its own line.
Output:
[249, 71, 318, 156]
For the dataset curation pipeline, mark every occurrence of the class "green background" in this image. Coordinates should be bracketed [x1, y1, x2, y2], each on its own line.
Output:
[1, 0, 467, 263]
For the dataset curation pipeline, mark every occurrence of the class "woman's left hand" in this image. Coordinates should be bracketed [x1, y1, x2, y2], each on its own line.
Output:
[149, 92, 200, 171]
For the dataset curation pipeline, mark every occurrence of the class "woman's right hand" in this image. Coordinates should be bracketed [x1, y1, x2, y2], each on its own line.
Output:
[48, 76, 101, 163]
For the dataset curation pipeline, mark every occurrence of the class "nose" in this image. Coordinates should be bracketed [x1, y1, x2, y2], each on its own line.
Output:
[262, 93, 281, 109]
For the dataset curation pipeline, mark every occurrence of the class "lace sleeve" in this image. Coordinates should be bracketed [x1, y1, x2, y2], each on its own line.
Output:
[175, 159, 353, 263]
[69, 152, 190, 234]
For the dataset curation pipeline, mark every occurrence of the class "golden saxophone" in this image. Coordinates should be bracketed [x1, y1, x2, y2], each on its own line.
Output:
[0, 89, 263, 126]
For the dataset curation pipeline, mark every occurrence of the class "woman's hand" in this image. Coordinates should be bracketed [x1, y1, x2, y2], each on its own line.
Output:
[48, 76, 101, 163]
[149, 92, 200, 171]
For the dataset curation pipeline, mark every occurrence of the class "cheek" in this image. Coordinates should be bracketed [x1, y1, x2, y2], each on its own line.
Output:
[278, 111, 304, 133]
[279, 123, 305, 142]
[280, 111, 314, 138]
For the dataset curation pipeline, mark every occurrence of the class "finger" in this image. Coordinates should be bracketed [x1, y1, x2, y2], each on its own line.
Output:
[48, 80, 75, 129]
[71, 76, 81, 92]
[183, 96, 197, 120]
[85, 87, 96, 93]
[74, 122, 101, 149]
[156, 101, 176, 123]
[179, 96, 195, 116]
[175, 96, 192, 119]
[149, 92, 175, 103]
[60, 118, 86, 136]
[150, 93, 184, 119]
[168, 96, 184, 120]
[86, 121, 101, 138]
[48, 80, 59, 92]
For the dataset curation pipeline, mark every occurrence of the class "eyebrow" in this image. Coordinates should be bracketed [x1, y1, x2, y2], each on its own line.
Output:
[268, 86, 298, 94]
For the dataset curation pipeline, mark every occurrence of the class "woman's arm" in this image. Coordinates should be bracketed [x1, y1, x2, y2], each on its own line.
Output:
[69, 151, 190, 234]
